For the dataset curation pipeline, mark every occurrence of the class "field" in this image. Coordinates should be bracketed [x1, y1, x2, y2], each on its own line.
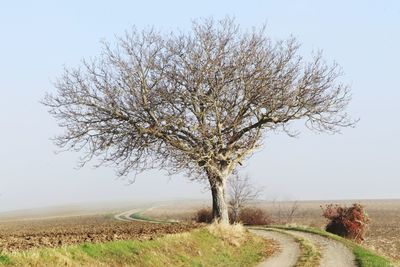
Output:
[1, 199, 399, 262]
[0, 215, 198, 252]
[142, 199, 400, 261]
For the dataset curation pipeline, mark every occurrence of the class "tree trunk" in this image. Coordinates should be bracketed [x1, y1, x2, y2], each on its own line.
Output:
[209, 176, 229, 224]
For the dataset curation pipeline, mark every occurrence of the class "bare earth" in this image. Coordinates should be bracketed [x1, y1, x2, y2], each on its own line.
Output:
[0, 215, 198, 252]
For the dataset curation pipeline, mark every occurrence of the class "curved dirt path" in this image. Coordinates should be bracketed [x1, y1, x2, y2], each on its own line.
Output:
[287, 230, 356, 267]
[114, 208, 141, 222]
[250, 229, 300, 267]
[252, 228, 356, 267]
[114, 206, 167, 223]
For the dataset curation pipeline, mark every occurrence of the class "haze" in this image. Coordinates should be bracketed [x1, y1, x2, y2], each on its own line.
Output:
[0, 0, 399, 212]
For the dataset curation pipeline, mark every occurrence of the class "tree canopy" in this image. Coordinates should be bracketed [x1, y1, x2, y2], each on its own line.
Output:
[43, 18, 355, 223]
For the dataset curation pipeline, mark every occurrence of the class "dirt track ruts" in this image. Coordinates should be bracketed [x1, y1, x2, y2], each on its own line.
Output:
[287, 230, 356, 267]
[114, 206, 166, 223]
[250, 229, 300, 267]
[252, 228, 356, 267]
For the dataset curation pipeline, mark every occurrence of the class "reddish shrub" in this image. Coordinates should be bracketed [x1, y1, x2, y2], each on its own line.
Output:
[238, 207, 272, 225]
[322, 203, 370, 243]
[194, 207, 270, 225]
[194, 208, 235, 223]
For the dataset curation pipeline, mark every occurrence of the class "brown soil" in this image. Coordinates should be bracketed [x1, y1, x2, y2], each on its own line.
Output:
[0, 215, 199, 252]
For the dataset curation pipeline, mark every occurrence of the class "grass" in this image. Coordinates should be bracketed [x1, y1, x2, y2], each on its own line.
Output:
[129, 211, 170, 224]
[293, 235, 321, 267]
[0, 225, 273, 267]
[270, 225, 394, 267]
[0, 256, 11, 265]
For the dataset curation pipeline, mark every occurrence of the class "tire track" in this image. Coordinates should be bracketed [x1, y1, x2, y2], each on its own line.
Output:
[252, 228, 356, 267]
[287, 230, 356, 267]
[250, 229, 300, 267]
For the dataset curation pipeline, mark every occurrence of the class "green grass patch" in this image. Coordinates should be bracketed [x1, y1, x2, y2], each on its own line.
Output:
[129, 211, 168, 223]
[0, 255, 11, 265]
[294, 236, 321, 267]
[270, 225, 394, 267]
[0, 227, 271, 267]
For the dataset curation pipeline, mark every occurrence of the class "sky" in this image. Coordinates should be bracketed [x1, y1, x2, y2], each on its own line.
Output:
[0, 0, 399, 212]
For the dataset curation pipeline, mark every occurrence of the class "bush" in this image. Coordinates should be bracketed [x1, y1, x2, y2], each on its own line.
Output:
[322, 203, 370, 243]
[194, 208, 214, 223]
[238, 207, 272, 225]
[194, 207, 271, 225]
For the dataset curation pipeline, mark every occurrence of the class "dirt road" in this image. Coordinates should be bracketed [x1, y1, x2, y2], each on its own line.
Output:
[252, 228, 356, 267]
[287, 230, 356, 267]
[250, 229, 300, 267]
[114, 206, 170, 223]
[114, 208, 141, 221]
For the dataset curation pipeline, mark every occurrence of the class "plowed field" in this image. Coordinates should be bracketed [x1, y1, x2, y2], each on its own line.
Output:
[0, 216, 199, 252]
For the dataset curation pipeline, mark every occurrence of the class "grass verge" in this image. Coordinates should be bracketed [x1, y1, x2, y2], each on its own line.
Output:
[270, 225, 394, 267]
[293, 235, 320, 267]
[0, 256, 11, 265]
[0, 225, 274, 267]
[129, 211, 170, 224]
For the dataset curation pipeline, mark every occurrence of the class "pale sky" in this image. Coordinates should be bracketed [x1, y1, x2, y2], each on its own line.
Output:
[0, 0, 399, 212]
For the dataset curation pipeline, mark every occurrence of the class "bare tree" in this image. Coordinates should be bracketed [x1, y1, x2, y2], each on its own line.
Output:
[42, 17, 355, 224]
[285, 201, 300, 224]
[271, 199, 300, 224]
[228, 174, 262, 223]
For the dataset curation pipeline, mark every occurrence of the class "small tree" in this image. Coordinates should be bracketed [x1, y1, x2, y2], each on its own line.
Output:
[271, 199, 300, 224]
[228, 174, 262, 223]
[43, 17, 355, 224]
[285, 201, 300, 224]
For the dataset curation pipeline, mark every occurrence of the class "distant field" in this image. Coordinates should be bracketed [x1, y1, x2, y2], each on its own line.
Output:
[0, 201, 150, 221]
